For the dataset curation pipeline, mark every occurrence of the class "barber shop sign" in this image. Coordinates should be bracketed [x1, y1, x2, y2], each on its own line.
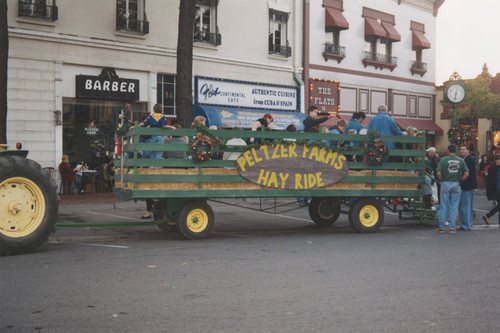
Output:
[76, 68, 139, 101]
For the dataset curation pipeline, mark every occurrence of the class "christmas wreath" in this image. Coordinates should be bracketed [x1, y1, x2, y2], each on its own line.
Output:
[364, 131, 389, 166]
[190, 124, 225, 162]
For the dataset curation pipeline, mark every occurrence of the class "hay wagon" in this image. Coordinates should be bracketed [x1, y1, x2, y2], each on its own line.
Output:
[113, 126, 436, 239]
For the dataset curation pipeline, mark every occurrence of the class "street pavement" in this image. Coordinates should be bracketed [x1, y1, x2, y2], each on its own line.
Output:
[2, 189, 499, 332]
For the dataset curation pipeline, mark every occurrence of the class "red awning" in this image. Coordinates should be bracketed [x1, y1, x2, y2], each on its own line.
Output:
[381, 21, 401, 41]
[394, 118, 443, 136]
[325, 7, 349, 30]
[412, 30, 431, 50]
[364, 17, 386, 38]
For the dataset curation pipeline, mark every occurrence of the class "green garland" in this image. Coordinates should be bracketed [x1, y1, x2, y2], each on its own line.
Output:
[116, 104, 131, 137]
[190, 124, 226, 162]
[190, 124, 389, 165]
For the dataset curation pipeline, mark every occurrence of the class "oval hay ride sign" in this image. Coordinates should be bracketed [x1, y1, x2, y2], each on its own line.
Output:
[236, 143, 349, 189]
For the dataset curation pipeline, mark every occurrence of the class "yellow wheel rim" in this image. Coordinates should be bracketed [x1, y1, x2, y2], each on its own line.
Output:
[0, 177, 46, 238]
[358, 204, 379, 227]
[318, 202, 335, 220]
[186, 208, 209, 233]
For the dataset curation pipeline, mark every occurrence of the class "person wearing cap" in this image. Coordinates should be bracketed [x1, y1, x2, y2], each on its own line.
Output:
[436, 144, 469, 234]
[367, 104, 403, 150]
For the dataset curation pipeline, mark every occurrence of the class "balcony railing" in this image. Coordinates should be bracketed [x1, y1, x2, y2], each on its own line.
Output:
[362, 51, 397, 71]
[269, 42, 292, 58]
[116, 16, 149, 35]
[411, 61, 427, 76]
[194, 30, 222, 46]
[18, 0, 58, 21]
[323, 43, 346, 63]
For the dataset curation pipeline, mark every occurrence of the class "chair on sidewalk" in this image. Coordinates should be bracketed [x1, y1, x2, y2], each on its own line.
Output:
[59, 180, 73, 194]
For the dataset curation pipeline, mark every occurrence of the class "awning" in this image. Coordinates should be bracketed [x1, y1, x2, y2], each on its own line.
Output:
[325, 7, 349, 30]
[364, 17, 386, 39]
[394, 118, 443, 136]
[412, 30, 431, 50]
[193, 105, 307, 131]
[381, 21, 401, 42]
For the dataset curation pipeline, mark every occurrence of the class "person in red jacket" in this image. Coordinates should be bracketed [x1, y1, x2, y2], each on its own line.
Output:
[58, 155, 77, 194]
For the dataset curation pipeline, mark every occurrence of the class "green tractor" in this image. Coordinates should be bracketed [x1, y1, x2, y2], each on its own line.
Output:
[0, 147, 59, 255]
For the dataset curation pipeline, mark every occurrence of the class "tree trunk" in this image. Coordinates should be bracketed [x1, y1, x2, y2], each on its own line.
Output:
[0, 1, 8, 144]
[175, 0, 195, 128]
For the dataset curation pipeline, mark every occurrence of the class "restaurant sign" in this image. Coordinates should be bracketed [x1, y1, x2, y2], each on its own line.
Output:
[236, 143, 348, 190]
[195, 76, 299, 112]
[309, 78, 340, 114]
[76, 68, 139, 101]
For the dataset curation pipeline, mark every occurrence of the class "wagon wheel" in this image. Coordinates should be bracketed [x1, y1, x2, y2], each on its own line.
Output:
[308, 197, 341, 226]
[348, 198, 384, 233]
[0, 156, 59, 255]
[153, 200, 176, 233]
[176, 200, 214, 240]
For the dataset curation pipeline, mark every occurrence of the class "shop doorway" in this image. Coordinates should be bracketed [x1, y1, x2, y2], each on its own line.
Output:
[62, 99, 146, 168]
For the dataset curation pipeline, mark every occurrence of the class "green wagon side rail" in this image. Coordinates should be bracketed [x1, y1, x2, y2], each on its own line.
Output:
[114, 126, 427, 200]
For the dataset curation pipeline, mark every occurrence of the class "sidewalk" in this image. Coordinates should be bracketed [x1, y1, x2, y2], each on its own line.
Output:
[59, 192, 122, 206]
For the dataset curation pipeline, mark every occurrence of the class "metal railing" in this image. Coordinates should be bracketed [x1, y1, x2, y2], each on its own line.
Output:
[324, 44, 346, 57]
[269, 43, 292, 57]
[194, 31, 222, 46]
[362, 51, 397, 65]
[18, 0, 58, 21]
[116, 16, 149, 34]
[411, 61, 427, 71]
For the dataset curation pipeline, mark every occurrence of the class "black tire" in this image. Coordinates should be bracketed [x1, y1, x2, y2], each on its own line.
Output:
[175, 200, 214, 240]
[153, 200, 177, 233]
[0, 155, 59, 255]
[308, 197, 341, 226]
[348, 198, 384, 233]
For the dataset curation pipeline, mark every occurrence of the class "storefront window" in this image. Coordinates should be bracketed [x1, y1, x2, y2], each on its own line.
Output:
[62, 99, 146, 168]
[157, 74, 176, 116]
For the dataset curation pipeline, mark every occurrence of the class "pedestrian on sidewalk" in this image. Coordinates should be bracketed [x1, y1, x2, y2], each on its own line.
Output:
[458, 144, 477, 230]
[436, 144, 469, 233]
[483, 154, 500, 226]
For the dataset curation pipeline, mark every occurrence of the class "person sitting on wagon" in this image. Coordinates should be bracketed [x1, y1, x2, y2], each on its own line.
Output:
[249, 113, 274, 144]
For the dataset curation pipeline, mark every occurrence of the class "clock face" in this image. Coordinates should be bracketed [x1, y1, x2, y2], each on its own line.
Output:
[446, 84, 465, 104]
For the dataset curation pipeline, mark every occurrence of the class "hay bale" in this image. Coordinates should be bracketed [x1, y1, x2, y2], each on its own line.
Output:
[203, 182, 261, 190]
[374, 170, 419, 189]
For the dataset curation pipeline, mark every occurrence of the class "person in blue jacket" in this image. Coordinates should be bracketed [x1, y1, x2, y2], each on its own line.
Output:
[346, 111, 366, 134]
[367, 104, 403, 150]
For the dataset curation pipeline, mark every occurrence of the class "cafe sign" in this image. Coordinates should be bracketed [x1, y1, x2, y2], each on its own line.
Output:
[195, 76, 299, 112]
[236, 143, 349, 190]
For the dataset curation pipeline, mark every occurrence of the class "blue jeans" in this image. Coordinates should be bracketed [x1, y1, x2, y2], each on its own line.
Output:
[459, 190, 475, 230]
[150, 135, 165, 160]
[439, 181, 461, 230]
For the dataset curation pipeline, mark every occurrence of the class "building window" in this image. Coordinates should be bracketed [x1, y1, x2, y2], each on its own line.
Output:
[410, 21, 431, 77]
[116, 0, 149, 34]
[323, 0, 348, 62]
[194, 0, 221, 46]
[157, 74, 176, 117]
[362, 8, 400, 71]
[269, 9, 291, 57]
[18, 0, 58, 21]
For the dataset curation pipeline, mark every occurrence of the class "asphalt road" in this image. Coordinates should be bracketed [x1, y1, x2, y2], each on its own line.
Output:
[1, 194, 499, 332]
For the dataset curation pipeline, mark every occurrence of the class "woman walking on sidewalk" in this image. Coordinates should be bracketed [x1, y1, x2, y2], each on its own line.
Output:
[483, 154, 500, 226]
